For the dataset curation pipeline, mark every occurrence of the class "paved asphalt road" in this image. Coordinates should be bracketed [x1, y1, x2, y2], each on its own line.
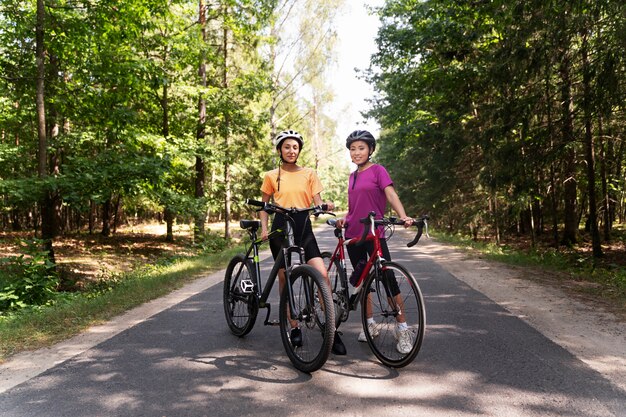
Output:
[0, 226, 624, 417]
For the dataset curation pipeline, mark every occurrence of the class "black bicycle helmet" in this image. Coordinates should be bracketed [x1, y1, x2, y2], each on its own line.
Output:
[274, 130, 304, 150]
[346, 130, 376, 152]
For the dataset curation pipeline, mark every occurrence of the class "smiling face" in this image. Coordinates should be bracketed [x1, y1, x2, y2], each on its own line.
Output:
[349, 140, 372, 166]
[278, 138, 301, 163]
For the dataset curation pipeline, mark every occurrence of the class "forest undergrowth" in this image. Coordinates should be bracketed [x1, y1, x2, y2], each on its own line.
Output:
[436, 227, 626, 319]
[0, 221, 624, 361]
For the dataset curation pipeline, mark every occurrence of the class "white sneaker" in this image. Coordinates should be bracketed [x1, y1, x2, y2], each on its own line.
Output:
[396, 327, 414, 354]
[358, 322, 380, 342]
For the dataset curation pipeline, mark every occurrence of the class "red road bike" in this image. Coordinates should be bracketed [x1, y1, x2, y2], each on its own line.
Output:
[321, 211, 428, 367]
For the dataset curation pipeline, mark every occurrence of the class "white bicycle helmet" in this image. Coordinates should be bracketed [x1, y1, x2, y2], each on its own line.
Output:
[274, 130, 304, 150]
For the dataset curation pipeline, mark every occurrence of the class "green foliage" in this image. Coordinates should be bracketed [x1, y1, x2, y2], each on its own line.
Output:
[0, 0, 288, 232]
[367, 0, 626, 249]
[0, 244, 246, 359]
[0, 239, 59, 312]
[194, 230, 232, 253]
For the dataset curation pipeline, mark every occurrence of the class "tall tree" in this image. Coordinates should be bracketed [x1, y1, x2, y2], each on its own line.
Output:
[367, 0, 625, 259]
[195, 0, 208, 239]
[35, 0, 56, 262]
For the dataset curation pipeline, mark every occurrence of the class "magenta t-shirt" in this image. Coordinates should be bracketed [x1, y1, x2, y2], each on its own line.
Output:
[344, 164, 393, 239]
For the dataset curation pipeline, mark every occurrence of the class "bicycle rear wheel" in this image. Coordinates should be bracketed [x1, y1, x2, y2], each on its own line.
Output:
[361, 261, 425, 368]
[321, 251, 349, 328]
[279, 264, 334, 373]
[223, 254, 259, 337]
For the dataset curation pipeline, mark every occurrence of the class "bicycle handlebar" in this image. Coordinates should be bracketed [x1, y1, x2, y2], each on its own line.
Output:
[356, 211, 429, 248]
[406, 216, 429, 247]
[246, 198, 331, 216]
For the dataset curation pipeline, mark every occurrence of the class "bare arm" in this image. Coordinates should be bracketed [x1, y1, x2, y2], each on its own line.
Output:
[384, 185, 413, 226]
[313, 193, 335, 211]
[260, 192, 271, 239]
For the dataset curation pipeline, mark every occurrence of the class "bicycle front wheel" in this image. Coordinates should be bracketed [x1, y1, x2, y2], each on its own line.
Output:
[279, 264, 334, 373]
[223, 254, 259, 337]
[361, 261, 425, 368]
[321, 251, 349, 328]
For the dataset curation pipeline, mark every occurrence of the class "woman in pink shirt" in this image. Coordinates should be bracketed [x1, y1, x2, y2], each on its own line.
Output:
[336, 130, 415, 354]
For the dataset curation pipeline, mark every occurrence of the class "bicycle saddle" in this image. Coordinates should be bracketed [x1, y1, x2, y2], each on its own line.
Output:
[240, 220, 260, 231]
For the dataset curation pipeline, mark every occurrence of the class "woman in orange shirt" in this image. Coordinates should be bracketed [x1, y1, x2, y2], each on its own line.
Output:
[260, 130, 346, 356]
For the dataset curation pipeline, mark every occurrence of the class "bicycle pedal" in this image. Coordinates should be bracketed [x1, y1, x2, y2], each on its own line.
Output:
[240, 280, 255, 293]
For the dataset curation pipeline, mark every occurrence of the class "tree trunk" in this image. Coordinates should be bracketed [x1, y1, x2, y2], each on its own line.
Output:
[528, 203, 536, 248]
[101, 198, 111, 237]
[112, 193, 121, 234]
[161, 80, 175, 243]
[164, 207, 174, 242]
[35, 0, 56, 264]
[545, 62, 559, 247]
[598, 116, 611, 241]
[222, 7, 232, 240]
[581, 28, 602, 257]
[11, 209, 21, 231]
[194, 0, 207, 239]
[89, 200, 95, 234]
[613, 136, 625, 223]
[559, 57, 577, 246]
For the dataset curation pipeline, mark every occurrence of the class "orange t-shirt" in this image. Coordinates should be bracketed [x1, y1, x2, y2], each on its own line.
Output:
[261, 167, 323, 208]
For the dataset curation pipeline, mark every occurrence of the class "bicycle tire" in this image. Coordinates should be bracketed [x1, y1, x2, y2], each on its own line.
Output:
[321, 251, 349, 328]
[223, 254, 259, 337]
[279, 264, 334, 373]
[361, 261, 425, 368]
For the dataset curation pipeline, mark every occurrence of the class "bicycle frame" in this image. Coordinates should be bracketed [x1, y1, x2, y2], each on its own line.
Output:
[234, 207, 313, 325]
[325, 212, 428, 311]
[349, 235, 384, 290]
[225, 199, 336, 372]
[322, 212, 428, 367]
[329, 218, 383, 284]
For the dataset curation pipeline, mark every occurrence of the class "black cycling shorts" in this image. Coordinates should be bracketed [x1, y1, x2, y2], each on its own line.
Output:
[269, 211, 321, 269]
[346, 238, 401, 296]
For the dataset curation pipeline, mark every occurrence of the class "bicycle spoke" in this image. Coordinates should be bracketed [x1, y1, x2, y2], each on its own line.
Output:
[223, 255, 258, 336]
[361, 261, 425, 368]
[321, 251, 349, 327]
[279, 265, 334, 373]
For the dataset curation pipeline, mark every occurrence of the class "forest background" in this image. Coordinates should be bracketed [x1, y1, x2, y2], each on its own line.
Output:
[0, 0, 624, 330]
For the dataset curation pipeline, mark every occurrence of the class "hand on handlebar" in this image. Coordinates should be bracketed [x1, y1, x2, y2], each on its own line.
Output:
[400, 216, 414, 228]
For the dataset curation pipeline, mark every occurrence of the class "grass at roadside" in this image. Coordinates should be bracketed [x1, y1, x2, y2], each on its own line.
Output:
[433, 231, 626, 314]
[3, 218, 623, 362]
[0, 245, 244, 363]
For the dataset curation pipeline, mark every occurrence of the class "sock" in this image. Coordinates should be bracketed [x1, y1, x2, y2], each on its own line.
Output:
[397, 322, 408, 331]
[367, 318, 375, 325]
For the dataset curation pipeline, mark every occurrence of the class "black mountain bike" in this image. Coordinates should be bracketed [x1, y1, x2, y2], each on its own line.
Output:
[321, 212, 429, 367]
[223, 199, 335, 373]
